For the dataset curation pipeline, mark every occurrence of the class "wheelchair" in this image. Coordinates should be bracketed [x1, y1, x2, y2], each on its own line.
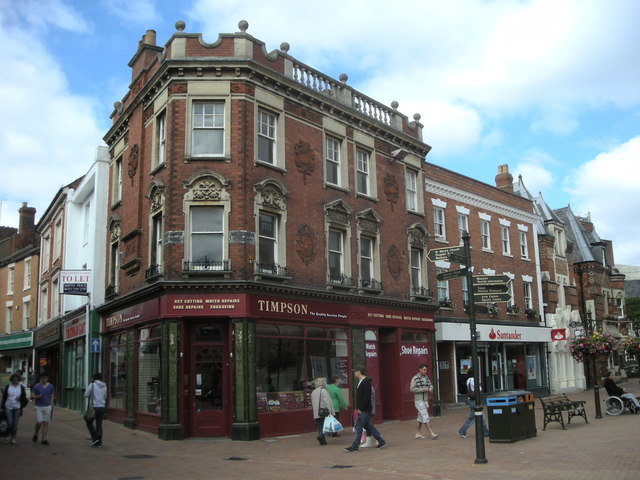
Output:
[604, 395, 640, 415]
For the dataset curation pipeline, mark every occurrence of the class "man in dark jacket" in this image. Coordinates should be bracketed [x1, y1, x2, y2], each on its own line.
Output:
[345, 367, 386, 452]
[604, 371, 640, 408]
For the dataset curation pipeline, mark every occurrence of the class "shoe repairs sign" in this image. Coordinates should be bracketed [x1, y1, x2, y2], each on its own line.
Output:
[60, 270, 92, 295]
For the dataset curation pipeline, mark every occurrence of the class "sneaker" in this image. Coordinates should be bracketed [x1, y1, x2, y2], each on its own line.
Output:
[41, 440, 50, 445]
[32, 435, 38, 443]
[344, 446, 358, 452]
[90, 439, 101, 447]
[457, 433, 467, 439]
[10, 438, 16, 444]
[375, 441, 387, 449]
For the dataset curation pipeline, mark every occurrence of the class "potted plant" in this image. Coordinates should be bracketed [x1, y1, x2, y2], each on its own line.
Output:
[507, 304, 520, 314]
[439, 298, 455, 309]
[525, 308, 536, 319]
[568, 331, 618, 363]
[487, 304, 499, 317]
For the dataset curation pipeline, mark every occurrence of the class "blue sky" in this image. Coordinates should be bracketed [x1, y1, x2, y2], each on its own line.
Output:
[1, 0, 639, 265]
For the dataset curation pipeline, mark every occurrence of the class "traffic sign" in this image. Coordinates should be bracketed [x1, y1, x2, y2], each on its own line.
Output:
[472, 275, 511, 285]
[90, 338, 101, 353]
[436, 268, 468, 281]
[472, 284, 510, 295]
[473, 293, 512, 303]
[426, 246, 466, 262]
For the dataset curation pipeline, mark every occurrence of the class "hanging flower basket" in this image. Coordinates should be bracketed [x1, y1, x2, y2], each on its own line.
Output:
[524, 308, 537, 319]
[487, 305, 499, 317]
[568, 331, 618, 363]
[622, 337, 640, 357]
[439, 298, 456, 309]
[506, 305, 520, 314]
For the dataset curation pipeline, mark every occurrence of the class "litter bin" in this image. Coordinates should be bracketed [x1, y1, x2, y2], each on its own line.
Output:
[486, 390, 536, 443]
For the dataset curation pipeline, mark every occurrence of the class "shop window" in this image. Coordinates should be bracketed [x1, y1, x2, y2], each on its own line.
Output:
[137, 325, 161, 415]
[256, 324, 348, 413]
[108, 333, 127, 410]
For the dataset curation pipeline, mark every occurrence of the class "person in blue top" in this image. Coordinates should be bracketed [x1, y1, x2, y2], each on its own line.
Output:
[31, 372, 55, 445]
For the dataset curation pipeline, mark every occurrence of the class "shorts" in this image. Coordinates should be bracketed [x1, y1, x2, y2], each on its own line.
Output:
[415, 400, 430, 423]
[35, 405, 52, 423]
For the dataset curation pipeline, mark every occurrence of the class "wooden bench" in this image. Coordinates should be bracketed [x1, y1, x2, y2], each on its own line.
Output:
[539, 394, 588, 430]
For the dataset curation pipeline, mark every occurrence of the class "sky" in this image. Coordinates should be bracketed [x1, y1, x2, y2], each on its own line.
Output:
[0, 0, 639, 265]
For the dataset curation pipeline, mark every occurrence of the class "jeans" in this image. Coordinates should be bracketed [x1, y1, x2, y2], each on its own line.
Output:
[621, 393, 640, 408]
[5, 407, 21, 437]
[458, 399, 489, 436]
[85, 407, 106, 443]
[351, 411, 384, 449]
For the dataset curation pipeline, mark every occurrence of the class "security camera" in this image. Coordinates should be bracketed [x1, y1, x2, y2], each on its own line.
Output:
[390, 148, 408, 161]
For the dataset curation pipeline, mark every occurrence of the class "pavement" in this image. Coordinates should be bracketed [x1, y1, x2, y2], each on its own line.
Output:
[3, 385, 640, 480]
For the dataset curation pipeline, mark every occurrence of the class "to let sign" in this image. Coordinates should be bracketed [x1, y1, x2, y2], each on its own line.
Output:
[60, 270, 92, 295]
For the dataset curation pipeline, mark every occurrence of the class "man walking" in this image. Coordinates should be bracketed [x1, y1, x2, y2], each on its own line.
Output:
[31, 372, 55, 445]
[457, 368, 489, 439]
[345, 367, 386, 452]
[410, 363, 438, 439]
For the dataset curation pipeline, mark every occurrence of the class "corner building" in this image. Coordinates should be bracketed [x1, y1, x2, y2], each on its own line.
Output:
[99, 21, 438, 440]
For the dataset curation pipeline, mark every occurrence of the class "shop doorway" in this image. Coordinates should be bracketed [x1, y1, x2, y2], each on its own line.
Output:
[188, 322, 228, 437]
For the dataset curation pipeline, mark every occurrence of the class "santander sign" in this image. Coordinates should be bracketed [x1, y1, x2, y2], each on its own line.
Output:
[487, 327, 522, 341]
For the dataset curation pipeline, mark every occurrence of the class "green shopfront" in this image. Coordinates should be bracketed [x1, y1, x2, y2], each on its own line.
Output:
[0, 331, 34, 387]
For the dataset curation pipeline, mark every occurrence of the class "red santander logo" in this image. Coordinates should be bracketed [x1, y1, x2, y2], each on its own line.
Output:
[489, 328, 497, 340]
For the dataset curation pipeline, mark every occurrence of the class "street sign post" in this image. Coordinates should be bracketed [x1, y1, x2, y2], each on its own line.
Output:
[436, 268, 468, 281]
[447, 253, 468, 264]
[471, 275, 510, 285]
[473, 293, 512, 303]
[472, 284, 510, 295]
[426, 246, 466, 262]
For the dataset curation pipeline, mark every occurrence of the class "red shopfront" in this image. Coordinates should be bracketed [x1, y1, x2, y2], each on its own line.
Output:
[101, 292, 436, 439]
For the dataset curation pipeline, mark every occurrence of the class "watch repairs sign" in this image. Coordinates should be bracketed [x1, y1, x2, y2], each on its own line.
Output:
[60, 270, 92, 295]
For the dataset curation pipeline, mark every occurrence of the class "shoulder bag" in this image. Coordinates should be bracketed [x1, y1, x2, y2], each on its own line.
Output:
[84, 383, 96, 422]
[318, 388, 330, 418]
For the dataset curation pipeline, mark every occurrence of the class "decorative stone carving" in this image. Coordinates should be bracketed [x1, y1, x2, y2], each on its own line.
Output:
[293, 140, 315, 184]
[383, 174, 399, 211]
[324, 200, 352, 226]
[408, 224, 427, 246]
[127, 144, 139, 185]
[387, 245, 402, 280]
[296, 224, 316, 266]
[184, 171, 230, 203]
[356, 209, 381, 234]
[254, 179, 287, 210]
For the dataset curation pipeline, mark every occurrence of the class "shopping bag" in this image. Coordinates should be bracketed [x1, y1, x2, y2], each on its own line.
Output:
[323, 414, 342, 434]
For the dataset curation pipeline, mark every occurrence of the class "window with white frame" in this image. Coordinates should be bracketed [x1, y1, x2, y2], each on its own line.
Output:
[23, 258, 31, 290]
[51, 277, 59, 317]
[257, 109, 277, 164]
[258, 212, 278, 271]
[328, 229, 344, 282]
[507, 280, 515, 308]
[54, 217, 62, 260]
[616, 295, 624, 318]
[480, 220, 491, 250]
[410, 248, 423, 293]
[41, 234, 50, 272]
[356, 149, 370, 196]
[433, 207, 446, 240]
[22, 299, 29, 330]
[109, 241, 119, 291]
[4, 305, 11, 333]
[519, 231, 529, 258]
[192, 101, 225, 157]
[501, 226, 511, 255]
[436, 268, 450, 303]
[462, 276, 469, 309]
[458, 214, 469, 244]
[154, 110, 166, 169]
[112, 155, 123, 204]
[405, 169, 418, 212]
[325, 136, 341, 186]
[523, 282, 532, 309]
[40, 286, 48, 321]
[189, 206, 224, 269]
[553, 227, 565, 256]
[359, 236, 375, 286]
[150, 213, 163, 270]
[7, 264, 15, 294]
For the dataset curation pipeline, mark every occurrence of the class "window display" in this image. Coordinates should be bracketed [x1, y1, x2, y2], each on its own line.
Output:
[138, 325, 161, 414]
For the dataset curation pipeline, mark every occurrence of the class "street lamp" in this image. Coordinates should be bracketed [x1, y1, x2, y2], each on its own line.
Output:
[584, 312, 603, 419]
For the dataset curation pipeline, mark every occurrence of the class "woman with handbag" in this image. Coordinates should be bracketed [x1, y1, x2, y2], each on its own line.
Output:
[84, 372, 107, 447]
[310, 377, 334, 445]
[1, 373, 29, 444]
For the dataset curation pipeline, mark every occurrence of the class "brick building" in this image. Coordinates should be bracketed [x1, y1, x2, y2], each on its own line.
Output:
[0, 203, 39, 383]
[425, 164, 550, 405]
[99, 21, 439, 440]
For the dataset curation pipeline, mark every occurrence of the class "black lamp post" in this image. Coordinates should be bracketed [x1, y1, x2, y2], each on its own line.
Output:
[462, 231, 488, 464]
[585, 312, 603, 419]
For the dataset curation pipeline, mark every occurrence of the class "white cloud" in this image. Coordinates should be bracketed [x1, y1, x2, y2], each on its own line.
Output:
[99, 0, 162, 24]
[0, 0, 90, 33]
[567, 136, 640, 265]
[0, 4, 104, 228]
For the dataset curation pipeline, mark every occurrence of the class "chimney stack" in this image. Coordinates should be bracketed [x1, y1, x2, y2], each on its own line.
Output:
[495, 164, 514, 193]
[16, 202, 37, 250]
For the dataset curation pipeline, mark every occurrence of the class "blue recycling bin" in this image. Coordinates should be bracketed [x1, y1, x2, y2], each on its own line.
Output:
[486, 390, 536, 443]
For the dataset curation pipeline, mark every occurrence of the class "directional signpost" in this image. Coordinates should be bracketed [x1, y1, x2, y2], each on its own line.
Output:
[436, 268, 468, 282]
[426, 245, 466, 263]
[472, 275, 511, 285]
[472, 275, 511, 303]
